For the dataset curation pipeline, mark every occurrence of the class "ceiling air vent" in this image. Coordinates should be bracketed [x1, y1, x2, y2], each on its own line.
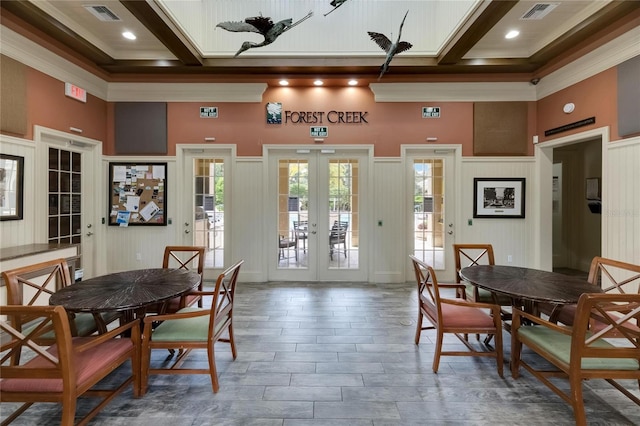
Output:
[84, 5, 122, 22]
[520, 3, 558, 20]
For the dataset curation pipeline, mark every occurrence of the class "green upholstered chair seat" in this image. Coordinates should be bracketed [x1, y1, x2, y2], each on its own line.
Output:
[518, 325, 639, 370]
[152, 307, 225, 342]
[21, 312, 118, 338]
[464, 283, 512, 305]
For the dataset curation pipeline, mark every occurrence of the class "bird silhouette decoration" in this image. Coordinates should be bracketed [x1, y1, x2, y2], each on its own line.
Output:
[324, 0, 350, 17]
[368, 10, 412, 80]
[217, 11, 314, 57]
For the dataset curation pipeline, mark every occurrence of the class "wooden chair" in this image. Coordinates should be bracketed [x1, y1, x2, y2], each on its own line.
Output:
[0, 305, 140, 426]
[140, 259, 244, 395]
[329, 220, 349, 260]
[1, 258, 120, 353]
[511, 293, 640, 425]
[453, 244, 512, 305]
[160, 246, 205, 312]
[539, 256, 640, 326]
[410, 255, 504, 377]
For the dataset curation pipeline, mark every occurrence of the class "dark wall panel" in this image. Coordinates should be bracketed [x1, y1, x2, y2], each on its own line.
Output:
[115, 102, 167, 154]
[1, 55, 27, 136]
[617, 55, 640, 137]
[473, 102, 528, 156]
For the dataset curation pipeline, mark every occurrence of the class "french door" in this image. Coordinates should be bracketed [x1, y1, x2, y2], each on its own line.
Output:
[178, 146, 232, 281]
[405, 147, 458, 282]
[268, 146, 370, 281]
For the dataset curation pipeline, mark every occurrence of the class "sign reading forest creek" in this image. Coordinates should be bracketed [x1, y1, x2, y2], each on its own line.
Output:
[284, 110, 369, 124]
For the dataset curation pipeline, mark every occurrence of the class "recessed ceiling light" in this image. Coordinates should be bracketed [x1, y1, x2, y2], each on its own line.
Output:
[279, 80, 289, 86]
[348, 79, 358, 86]
[505, 30, 519, 39]
[122, 31, 136, 40]
[313, 80, 324, 86]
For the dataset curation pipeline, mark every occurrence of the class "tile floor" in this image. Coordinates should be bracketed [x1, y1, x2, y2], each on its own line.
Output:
[2, 282, 639, 425]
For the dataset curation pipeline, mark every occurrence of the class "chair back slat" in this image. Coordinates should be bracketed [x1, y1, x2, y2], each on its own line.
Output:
[0, 305, 70, 374]
[160, 245, 205, 310]
[571, 293, 640, 363]
[211, 259, 244, 335]
[453, 244, 495, 283]
[588, 256, 640, 294]
[2, 258, 72, 307]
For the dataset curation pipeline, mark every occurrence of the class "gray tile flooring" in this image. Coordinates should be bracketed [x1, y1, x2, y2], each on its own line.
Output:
[3, 282, 639, 425]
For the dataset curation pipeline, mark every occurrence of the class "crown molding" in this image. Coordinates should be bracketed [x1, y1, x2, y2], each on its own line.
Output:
[370, 82, 537, 102]
[1, 25, 109, 100]
[107, 83, 267, 102]
[1, 24, 266, 102]
[535, 26, 640, 100]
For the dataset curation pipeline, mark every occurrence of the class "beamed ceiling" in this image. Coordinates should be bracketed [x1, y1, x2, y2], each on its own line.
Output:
[1, 0, 639, 86]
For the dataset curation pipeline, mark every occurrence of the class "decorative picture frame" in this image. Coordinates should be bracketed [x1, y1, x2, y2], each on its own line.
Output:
[473, 177, 526, 219]
[0, 154, 24, 221]
[108, 162, 167, 226]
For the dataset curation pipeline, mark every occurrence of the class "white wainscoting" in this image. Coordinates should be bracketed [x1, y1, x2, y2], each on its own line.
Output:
[603, 137, 640, 267]
[0, 135, 36, 248]
[459, 157, 536, 267]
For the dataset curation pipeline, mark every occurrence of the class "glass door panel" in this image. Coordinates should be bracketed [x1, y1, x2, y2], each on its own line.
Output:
[409, 153, 455, 280]
[48, 147, 82, 266]
[194, 158, 225, 269]
[412, 158, 445, 268]
[271, 149, 367, 282]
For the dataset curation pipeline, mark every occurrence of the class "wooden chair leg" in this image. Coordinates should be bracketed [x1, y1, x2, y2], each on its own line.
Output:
[208, 344, 219, 393]
[570, 374, 587, 426]
[432, 331, 444, 373]
[414, 312, 423, 344]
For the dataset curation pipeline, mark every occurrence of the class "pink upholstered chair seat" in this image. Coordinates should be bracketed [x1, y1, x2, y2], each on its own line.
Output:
[0, 337, 133, 393]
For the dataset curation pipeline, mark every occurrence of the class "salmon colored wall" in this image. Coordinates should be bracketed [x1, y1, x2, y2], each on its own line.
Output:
[27, 68, 107, 142]
[537, 68, 620, 143]
[160, 87, 475, 157]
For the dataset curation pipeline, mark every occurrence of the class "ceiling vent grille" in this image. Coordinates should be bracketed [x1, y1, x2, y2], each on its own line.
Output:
[84, 5, 122, 22]
[520, 3, 558, 20]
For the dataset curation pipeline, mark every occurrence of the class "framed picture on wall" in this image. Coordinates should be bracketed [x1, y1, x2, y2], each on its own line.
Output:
[108, 162, 167, 226]
[473, 177, 525, 219]
[0, 154, 24, 221]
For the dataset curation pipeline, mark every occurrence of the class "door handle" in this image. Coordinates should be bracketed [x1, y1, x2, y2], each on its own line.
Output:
[448, 231, 453, 235]
[311, 231, 317, 235]
[86, 232, 93, 237]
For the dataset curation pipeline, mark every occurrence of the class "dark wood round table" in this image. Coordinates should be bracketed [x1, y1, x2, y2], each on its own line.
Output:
[459, 265, 603, 305]
[50, 268, 201, 313]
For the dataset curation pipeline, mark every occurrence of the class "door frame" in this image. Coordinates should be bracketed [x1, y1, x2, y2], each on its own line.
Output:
[33, 125, 103, 278]
[264, 144, 373, 282]
[402, 144, 462, 282]
[534, 126, 608, 270]
[176, 144, 236, 280]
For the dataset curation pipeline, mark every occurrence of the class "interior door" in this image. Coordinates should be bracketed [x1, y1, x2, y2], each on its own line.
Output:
[179, 146, 232, 281]
[406, 148, 457, 281]
[35, 127, 101, 279]
[268, 147, 369, 281]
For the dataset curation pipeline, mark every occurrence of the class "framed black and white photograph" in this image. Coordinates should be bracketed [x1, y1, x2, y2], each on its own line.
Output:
[0, 154, 24, 221]
[473, 177, 525, 219]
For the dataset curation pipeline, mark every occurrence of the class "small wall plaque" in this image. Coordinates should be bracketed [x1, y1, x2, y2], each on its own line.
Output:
[200, 107, 218, 118]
